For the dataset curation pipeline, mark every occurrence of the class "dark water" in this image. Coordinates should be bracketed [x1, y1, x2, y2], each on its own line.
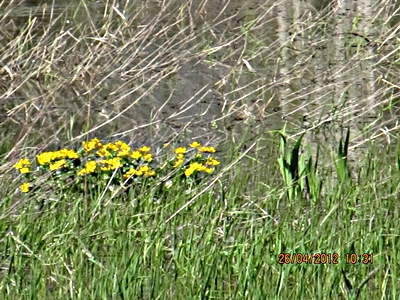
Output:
[0, 0, 399, 161]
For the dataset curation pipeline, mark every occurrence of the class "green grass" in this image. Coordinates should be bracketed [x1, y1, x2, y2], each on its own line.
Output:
[0, 132, 399, 299]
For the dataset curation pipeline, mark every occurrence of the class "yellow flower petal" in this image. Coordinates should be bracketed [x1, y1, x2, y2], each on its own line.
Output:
[173, 159, 184, 168]
[206, 158, 220, 166]
[138, 146, 151, 152]
[174, 147, 187, 154]
[198, 146, 216, 153]
[123, 168, 136, 178]
[143, 153, 152, 162]
[49, 159, 66, 171]
[20, 182, 30, 193]
[184, 167, 195, 177]
[19, 167, 30, 174]
[14, 158, 31, 170]
[189, 141, 201, 148]
[145, 170, 156, 177]
[130, 151, 142, 160]
[139, 165, 149, 172]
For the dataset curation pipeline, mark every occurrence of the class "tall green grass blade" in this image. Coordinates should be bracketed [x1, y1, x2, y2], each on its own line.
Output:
[335, 128, 351, 183]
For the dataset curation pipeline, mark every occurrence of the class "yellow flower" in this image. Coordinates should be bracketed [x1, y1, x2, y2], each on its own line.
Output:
[57, 149, 66, 158]
[205, 168, 214, 173]
[53, 151, 65, 160]
[83, 138, 101, 152]
[78, 169, 87, 175]
[135, 165, 150, 176]
[130, 151, 142, 160]
[82, 141, 91, 151]
[187, 162, 202, 171]
[118, 142, 131, 152]
[138, 146, 151, 152]
[78, 160, 97, 175]
[50, 159, 67, 171]
[114, 140, 129, 149]
[14, 158, 31, 170]
[123, 168, 136, 178]
[198, 146, 216, 153]
[100, 157, 121, 171]
[139, 165, 149, 172]
[96, 147, 111, 157]
[87, 161, 97, 170]
[15, 158, 31, 173]
[197, 164, 207, 172]
[184, 162, 206, 177]
[91, 137, 101, 146]
[37, 152, 54, 165]
[60, 149, 79, 159]
[144, 170, 156, 177]
[20, 182, 30, 193]
[177, 153, 185, 160]
[173, 159, 184, 168]
[190, 141, 201, 148]
[143, 153, 153, 162]
[117, 150, 130, 157]
[104, 143, 118, 152]
[205, 158, 220, 166]
[20, 167, 30, 174]
[184, 166, 195, 177]
[174, 147, 187, 154]
[123, 165, 153, 178]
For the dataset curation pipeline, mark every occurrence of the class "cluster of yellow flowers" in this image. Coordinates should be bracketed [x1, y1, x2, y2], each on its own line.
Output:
[123, 165, 155, 178]
[14, 138, 220, 193]
[37, 149, 79, 166]
[78, 160, 97, 175]
[14, 158, 31, 174]
[172, 141, 220, 177]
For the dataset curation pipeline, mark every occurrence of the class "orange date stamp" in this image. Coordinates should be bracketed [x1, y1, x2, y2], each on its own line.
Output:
[278, 253, 373, 265]
[278, 253, 339, 265]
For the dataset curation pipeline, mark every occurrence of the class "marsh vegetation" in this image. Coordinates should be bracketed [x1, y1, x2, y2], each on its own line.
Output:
[1, 0, 400, 298]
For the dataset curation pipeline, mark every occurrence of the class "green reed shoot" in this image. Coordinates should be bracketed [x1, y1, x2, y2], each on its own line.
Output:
[334, 128, 351, 184]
